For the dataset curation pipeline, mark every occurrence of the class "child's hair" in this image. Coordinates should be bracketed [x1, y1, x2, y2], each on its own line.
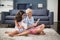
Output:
[15, 10, 25, 22]
[26, 8, 32, 14]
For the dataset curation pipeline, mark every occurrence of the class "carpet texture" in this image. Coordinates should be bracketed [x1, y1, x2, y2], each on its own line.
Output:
[0, 28, 60, 40]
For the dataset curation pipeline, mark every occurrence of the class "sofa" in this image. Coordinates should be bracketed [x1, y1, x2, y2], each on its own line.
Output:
[1, 9, 54, 27]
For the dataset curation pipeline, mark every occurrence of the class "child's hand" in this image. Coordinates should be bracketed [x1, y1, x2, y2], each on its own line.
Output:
[36, 19, 40, 23]
[33, 23, 37, 26]
[33, 19, 40, 26]
[35, 19, 40, 25]
[18, 26, 23, 29]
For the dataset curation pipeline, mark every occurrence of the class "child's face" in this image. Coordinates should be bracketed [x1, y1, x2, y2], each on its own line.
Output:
[27, 11, 32, 18]
[22, 14, 26, 19]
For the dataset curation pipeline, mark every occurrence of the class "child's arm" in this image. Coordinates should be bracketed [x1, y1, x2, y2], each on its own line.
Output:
[33, 19, 40, 26]
[36, 19, 40, 24]
[21, 22, 27, 29]
[27, 18, 40, 29]
[15, 20, 23, 28]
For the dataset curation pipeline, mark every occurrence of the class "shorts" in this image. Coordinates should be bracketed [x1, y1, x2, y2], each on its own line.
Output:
[29, 27, 39, 34]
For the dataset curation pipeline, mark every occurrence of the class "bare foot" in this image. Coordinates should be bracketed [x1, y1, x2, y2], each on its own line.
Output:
[40, 31, 46, 35]
[5, 31, 9, 34]
[9, 34, 14, 37]
[14, 34, 19, 37]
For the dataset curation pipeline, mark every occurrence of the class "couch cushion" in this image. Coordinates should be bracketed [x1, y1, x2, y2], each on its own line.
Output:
[9, 10, 19, 16]
[33, 16, 49, 21]
[9, 10, 25, 16]
[5, 16, 15, 20]
[9, 9, 48, 16]
[10, 10, 26, 16]
[39, 21, 50, 25]
[5, 20, 14, 24]
[32, 9, 48, 16]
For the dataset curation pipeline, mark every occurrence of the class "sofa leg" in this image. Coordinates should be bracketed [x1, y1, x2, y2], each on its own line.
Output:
[48, 26, 51, 28]
[7, 24, 15, 28]
[45, 25, 52, 28]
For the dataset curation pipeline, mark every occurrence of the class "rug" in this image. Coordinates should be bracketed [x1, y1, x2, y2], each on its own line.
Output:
[0, 28, 60, 40]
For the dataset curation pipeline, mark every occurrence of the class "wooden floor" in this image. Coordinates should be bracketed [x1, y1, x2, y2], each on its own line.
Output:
[57, 22, 60, 34]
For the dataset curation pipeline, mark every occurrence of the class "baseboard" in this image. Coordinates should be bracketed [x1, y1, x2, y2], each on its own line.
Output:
[54, 20, 58, 22]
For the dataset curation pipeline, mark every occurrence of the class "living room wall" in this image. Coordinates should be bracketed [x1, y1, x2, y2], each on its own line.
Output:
[47, 0, 58, 22]
[13, 0, 47, 9]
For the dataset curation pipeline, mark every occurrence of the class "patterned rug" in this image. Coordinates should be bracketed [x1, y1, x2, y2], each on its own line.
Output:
[0, 28, 60, 40]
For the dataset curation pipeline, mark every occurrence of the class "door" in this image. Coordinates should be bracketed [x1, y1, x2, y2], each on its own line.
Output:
[58, 0, 60, 34]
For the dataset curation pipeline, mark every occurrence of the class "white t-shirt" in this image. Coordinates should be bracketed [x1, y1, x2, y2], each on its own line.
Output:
[15, 20, 27, 32]
[21, 21, 27, 29]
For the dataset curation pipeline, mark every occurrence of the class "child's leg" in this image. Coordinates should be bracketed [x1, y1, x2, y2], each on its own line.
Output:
[15, 30, 30, 36]
[6, 30, 19, 37]
[37, 24, 45, 35]
[40, 31, 45, 35]
[34, 24, 45, 33]
[14, 24, 45, 36]
[38, 24, 45, 31]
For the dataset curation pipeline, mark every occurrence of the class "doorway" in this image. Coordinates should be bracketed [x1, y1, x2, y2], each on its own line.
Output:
[57, 0, 60, 34]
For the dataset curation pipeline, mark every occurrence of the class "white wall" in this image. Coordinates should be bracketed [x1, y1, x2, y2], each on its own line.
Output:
[0, 1, 13, 12]
[0, 1, 13, 20]
[47, 0, 58, 22]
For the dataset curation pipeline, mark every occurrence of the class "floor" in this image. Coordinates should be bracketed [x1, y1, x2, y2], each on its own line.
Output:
[57, 22, 60, 34]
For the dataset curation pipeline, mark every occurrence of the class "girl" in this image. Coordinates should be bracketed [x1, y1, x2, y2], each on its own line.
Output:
[5, 10, 27, 37]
